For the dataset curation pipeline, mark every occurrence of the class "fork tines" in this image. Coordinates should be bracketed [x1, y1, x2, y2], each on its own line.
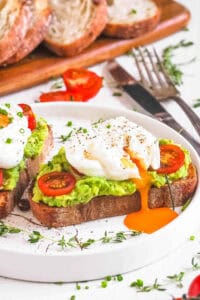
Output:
[132, 46, 177, 94]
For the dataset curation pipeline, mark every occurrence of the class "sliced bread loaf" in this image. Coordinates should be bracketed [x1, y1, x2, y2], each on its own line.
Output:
[0, 0, 32, 64]
[5, 0, 52, 65]
[44, 0, 108, 57]
[103, 0, 161, 39]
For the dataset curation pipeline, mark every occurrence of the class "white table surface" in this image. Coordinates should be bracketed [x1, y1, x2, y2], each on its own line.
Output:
[0, 1, 200, 299]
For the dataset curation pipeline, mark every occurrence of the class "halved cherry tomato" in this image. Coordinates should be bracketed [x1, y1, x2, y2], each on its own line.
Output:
[156, 144, 185, 174]
[0, 169, 3, 187]
[0, 113, 10, 128]
[18, 103, 36, 131]
[188, 275, 200, 297]
[63, 68, 103, 100]
[39, 91, 83, 102]
[38, 171, 76, 196]
[39, 69, 102, 103]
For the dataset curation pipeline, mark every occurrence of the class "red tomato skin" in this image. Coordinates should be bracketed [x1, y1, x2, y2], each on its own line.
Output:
[18, 103, 36, 131]
[39, 91, 83, 102]
[0, 169, 3, 186]
[188, 275, 200, 297]
[38, 171, 76, 197]
[156, 144, 185, 174]
[62, 68, 103, 100]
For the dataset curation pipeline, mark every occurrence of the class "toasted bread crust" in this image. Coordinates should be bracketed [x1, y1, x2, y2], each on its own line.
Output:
[44, 0, 108, 57]
[0, 1, 32, 64]
[5, 0, 52, 65]
[0, 126, 53, 219]
[29, 164, 198, 228]
[103, 0, 161, 39]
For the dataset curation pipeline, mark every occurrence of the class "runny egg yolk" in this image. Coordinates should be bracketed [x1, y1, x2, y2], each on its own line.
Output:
[124, 148, 178, 234]
[0, 113, 10, 128]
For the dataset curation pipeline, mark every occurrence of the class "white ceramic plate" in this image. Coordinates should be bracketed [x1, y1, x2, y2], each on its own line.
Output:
[0, 102, 199, 283]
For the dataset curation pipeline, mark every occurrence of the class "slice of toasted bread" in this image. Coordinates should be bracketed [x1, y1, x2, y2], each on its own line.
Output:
[103, 0, 161, 39]
[44, 0, 108, 57]
[0, 0, 32, 64]
[5, 0, 52, 65]
[0, 126, 53, 219]
[29, 164, 197, 228]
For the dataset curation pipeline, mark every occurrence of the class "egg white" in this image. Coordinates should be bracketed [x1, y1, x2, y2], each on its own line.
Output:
[0, 103, 31, 169]
[64, 117, 160, 181]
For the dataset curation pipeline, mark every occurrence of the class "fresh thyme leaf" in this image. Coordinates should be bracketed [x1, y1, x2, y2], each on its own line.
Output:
[193, 99, 200, 108]
[191, 255, 200, 270]
[0, 222, 21, 236]
[190, 235, 195, 241]
[81, 238, 95, 248]
[113, 231, 127, 242]
[129, 9, 137, 14]
[130, 278, 165, 292]
[105, 275, 112, 281]
[101, 280, 108, 288]
[59, 130, 73, 142]
[50, 81, 64, 90]
[57, 235, 77, 249]
[100, 231, 112, 243]
[112, 92, 122, 97]
[167, 271, 185, 288]
[116, 274, 123, 281]
[28, 231, 43, 243]
[70, 295, 76, 300]
[181, 198, 192, 211]
[162, 40, 194, 86]
[76, 283, 81, 290]
[0, 108, 8, 115]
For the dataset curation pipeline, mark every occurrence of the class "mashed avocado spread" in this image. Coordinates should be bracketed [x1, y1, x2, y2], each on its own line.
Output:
[3, 118, 48, 190]
[33, 140, 191, 207]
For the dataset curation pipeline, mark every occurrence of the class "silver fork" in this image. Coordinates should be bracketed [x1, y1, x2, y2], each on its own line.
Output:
[132, 47, 200, 137]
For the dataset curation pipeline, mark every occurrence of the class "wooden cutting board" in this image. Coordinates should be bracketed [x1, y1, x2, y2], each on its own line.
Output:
[0, 0, 190, 96]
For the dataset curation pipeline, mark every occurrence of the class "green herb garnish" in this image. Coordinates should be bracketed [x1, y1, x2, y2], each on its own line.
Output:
[112, 92, 122, 97]
[162, 40, 194, 86]
[193, 99, 200, 108]
[130, 278, 166, 292]
[5, 138, 12, 144]
[167, 272, 185, 288]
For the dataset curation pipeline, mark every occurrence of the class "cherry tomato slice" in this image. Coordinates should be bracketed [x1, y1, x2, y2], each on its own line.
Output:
[188, 275, 200, 297]
[18, 103, 36, 131]
[38, 171, 76, 196]
[63, 68, 103, 100]
[39, 91, 83, 102]
[156, 144, 185, 174]
[0, 169, 3, 187]
[63, 68, 102, 90]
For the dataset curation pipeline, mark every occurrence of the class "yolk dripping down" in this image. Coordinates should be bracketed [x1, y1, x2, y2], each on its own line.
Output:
[124, 148, 178, 234]
[0, 113, 10, 128]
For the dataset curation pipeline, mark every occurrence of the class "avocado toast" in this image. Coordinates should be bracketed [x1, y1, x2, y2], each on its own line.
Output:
[28, 117, 197, 228]
[0, 103, 53, 218]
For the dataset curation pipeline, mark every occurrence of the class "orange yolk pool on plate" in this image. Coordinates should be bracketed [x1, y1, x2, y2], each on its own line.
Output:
[124, 151, 178, 234]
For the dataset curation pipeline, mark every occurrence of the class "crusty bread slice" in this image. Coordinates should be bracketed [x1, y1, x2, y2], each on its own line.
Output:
[0, 0, 32, 64]
[0, 126, 53, 219]
[103, 0, 161, 39]
[44, 0, 108, 57]
[5, 0, 52, 65]
[29, 164, 197, 228]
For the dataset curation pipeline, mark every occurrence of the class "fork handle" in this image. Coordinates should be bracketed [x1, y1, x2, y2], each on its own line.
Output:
[173, 95, 200, 137]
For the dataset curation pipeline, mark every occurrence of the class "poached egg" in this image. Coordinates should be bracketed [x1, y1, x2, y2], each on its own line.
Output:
[64, 117, 160, 180]
[0, 103, 31, 169]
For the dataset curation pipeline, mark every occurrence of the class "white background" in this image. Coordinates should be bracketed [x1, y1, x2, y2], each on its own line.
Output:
[0, 1, 200, 299]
